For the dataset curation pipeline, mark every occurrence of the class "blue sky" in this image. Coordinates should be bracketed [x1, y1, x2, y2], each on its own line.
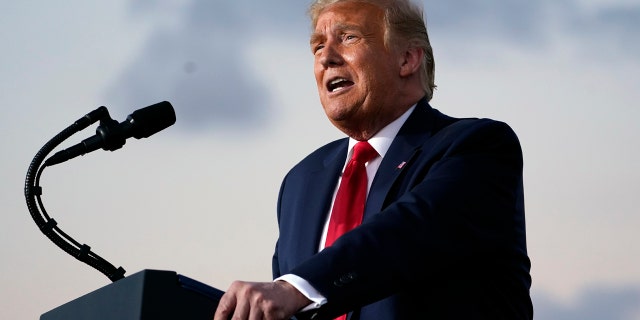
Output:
[1, 1, 639, 319]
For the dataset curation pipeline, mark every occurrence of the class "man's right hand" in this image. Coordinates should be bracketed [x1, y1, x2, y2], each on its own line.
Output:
[213, 280, 311, 320]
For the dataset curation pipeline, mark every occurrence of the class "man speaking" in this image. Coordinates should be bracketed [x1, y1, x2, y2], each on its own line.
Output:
[215, 0, 533, 319]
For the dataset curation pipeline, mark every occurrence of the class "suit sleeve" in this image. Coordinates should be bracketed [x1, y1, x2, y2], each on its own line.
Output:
[289, 120, 530, 318]
[272, 170, 289, 280]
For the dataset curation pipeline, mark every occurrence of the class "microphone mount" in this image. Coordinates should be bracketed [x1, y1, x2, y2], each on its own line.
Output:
[24, 102, 175, 282]
[96, 116, 126, 152]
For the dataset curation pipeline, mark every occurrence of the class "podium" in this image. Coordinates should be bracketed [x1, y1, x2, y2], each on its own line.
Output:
[41, 269, 224, 320]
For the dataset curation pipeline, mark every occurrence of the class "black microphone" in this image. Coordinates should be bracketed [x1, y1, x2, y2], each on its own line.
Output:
[45, 101, 176, 166]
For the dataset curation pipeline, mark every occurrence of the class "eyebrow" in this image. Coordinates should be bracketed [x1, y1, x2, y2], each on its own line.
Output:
[310, 23, 362, 45]
[310, 32, 324, 46]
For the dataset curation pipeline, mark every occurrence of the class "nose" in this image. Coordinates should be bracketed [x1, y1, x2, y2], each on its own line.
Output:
[318, 41, 343, 69]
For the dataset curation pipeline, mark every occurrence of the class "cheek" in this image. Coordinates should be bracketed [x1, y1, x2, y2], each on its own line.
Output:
[370, 59, 397, 86]
[356, 62, 380, 87]
[313, 65, 324, 87]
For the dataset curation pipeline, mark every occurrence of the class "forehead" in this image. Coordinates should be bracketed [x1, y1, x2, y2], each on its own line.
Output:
[313, 2, 385, 34]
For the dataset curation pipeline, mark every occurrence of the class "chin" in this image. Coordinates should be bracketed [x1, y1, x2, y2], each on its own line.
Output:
[323, 101, 352, 119]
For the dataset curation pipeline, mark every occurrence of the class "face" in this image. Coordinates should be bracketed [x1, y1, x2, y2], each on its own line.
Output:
[311, 1, 404, 139]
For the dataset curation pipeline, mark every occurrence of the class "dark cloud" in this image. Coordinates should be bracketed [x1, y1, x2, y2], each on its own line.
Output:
[105, 29, 267, 131]
[571, 5, 640, 59]
[105, 0, 639, 131]
[533, 285, 640, 320]
[105, 0, 310, 132]
[183, 1, 310, 35]
[424, 0, 640, 58]
[425, 0, 550, 47]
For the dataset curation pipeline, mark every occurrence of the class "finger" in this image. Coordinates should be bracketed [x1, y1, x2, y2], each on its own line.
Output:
[248, 306, 265, 320]
[245, 283, 266, 320]
[233, 290, 252, 320]
[248, 284, 273, 320]
[213, 292, 237, 320]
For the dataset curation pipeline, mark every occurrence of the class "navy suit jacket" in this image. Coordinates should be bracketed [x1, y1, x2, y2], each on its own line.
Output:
[273, 99, 533, 319]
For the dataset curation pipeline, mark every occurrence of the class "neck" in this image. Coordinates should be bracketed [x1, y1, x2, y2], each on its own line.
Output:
[338, 93, 423, 141]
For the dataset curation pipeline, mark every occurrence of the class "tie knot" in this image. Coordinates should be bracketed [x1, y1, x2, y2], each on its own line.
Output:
[352, 141, 378, 163]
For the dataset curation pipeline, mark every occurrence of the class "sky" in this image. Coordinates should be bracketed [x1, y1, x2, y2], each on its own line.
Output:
[1, 0, 639, 319]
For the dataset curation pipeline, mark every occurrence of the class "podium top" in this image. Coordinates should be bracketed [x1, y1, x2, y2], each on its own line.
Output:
[41, 269, 224, 320]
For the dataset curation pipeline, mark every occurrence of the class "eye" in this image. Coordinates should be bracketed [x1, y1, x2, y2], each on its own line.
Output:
[343, 34, 358, 42]
[313, 44, 325, 54]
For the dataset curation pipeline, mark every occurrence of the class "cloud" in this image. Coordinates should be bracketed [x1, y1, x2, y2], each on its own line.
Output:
[425, 0, 548, 46]
[104, 0, 639, 132]
[425, 0, 640, 58]
[534, 285, 640, 320]
[105, 0, 311, 132]
[570, 5, 640, 58]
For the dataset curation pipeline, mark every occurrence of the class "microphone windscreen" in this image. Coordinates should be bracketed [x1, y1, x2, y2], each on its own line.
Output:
[128, 101, 176, 139]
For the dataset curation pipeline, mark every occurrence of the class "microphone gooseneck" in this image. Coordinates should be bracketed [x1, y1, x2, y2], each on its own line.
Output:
[25, 101, 175, 282]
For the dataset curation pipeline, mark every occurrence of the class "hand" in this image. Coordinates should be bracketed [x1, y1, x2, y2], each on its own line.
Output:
[213, 280, 311, 320]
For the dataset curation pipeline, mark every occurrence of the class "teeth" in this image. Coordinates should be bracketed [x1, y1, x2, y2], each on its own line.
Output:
[329, 78, 348, 92]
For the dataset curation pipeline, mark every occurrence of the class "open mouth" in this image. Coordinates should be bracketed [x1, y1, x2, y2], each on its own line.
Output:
[327, 78, 354, 93]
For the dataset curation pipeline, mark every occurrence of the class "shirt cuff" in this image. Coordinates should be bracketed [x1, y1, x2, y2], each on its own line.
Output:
[275, 274, 327, 312]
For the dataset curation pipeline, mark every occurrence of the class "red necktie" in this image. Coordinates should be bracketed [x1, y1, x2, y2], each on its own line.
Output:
[325, 141, 377, 320]
[325, 141, 379, 247]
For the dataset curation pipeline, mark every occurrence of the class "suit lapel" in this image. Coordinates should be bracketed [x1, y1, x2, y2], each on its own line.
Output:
[364, 100, 437, 220]
[296, 140, 347, 259]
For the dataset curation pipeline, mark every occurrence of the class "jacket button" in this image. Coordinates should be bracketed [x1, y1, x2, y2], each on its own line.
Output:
[334, 272, 358, 287]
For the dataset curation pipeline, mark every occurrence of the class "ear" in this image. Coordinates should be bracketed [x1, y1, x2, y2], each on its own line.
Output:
[399, 46, 424, 77]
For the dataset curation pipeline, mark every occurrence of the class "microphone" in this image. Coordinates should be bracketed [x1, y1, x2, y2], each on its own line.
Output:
[45, 101, 176, 166]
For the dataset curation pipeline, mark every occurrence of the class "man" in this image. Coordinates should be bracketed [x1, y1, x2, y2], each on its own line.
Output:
[214, 0, 533, 319]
